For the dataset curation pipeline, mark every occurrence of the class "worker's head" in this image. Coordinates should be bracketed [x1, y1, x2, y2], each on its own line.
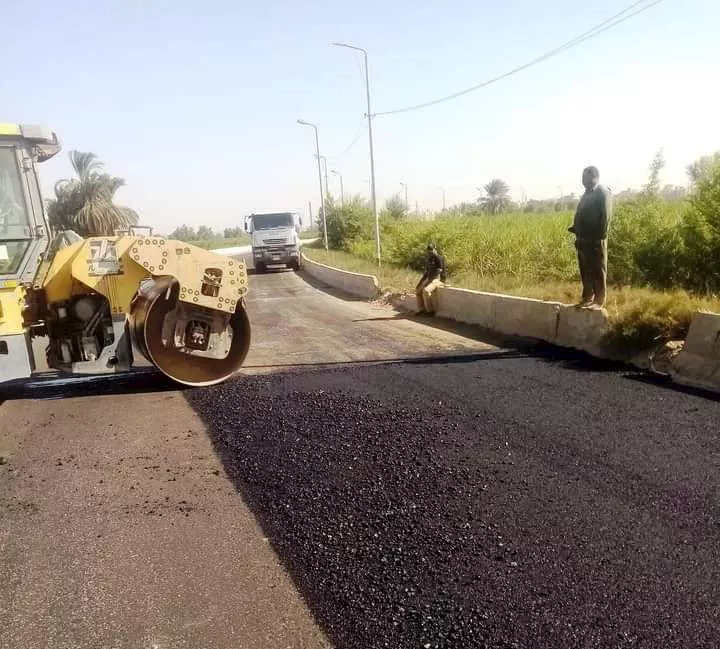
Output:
[582, 166, 600, 190]
[426, 243, 436, 254]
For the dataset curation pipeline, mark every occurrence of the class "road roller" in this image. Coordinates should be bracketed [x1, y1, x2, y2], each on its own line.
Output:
[0, 123, 251, 387]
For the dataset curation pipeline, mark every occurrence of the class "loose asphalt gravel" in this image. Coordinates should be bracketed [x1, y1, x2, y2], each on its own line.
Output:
[189, 351, 720, 649]
[4, 264, 720, 649]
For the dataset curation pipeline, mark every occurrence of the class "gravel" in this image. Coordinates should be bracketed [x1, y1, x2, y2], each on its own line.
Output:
[188, 353, 720, 649]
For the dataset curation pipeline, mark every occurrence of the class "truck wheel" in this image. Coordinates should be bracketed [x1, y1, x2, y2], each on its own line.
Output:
[255, 261, 266, 273]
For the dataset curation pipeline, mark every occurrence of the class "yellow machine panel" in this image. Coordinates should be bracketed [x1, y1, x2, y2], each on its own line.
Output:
[26, 234, 252, 386]
[0, 285, 26, 336]
[40, 236, 248, 316]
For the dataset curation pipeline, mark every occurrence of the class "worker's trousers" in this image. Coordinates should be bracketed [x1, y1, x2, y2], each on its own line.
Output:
[416, 278, 443, 314]
[576, 239, 607, 306]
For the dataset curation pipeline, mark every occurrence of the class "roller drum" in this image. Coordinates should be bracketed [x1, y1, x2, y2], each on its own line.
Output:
[129, 276, 251, 387]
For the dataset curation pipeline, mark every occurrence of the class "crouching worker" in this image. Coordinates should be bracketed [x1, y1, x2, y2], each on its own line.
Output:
[415, 243, 447, 315]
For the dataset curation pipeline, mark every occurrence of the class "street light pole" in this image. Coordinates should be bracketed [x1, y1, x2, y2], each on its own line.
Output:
[333, 41, 380, 265]
[319, 155, 329, 204]
[441, 187, 447, 212]
[297, 119, 328, 250]
[331, 169, 344, 206]
[400, 182, 408, 209]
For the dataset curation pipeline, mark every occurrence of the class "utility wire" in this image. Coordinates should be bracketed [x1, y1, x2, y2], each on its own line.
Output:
[327, 120, 367, 158]
[375, 0, 666, 117]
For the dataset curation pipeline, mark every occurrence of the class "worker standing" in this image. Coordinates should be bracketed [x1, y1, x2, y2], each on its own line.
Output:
[415, 243, 447, 315]
[568, 166, 613, 309]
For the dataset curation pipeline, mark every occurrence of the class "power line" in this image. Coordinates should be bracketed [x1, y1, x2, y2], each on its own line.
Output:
[375, 0, 666, 117]
[328, 120, 367, 158]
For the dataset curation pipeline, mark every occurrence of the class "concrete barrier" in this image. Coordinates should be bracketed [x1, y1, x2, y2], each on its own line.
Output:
[437, 287, 562, 341]
[492, 294, 562, 341]
[669, 312, 720, 387]
[682, 312, 720, 358]
[301, 253, 380, 300]
[556, 305, 611, 356]
[436, 287, 497, 330]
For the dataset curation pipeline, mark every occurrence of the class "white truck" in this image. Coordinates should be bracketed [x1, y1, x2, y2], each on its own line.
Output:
[244, 211, 303, 273]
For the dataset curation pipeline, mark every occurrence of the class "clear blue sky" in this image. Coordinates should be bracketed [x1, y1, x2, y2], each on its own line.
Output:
[3, 0, 718, 233]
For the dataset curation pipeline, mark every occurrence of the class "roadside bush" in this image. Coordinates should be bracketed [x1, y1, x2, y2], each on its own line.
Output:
[607, 198, 685, 287]
[351, 212, 578, 283]
[323, 196, 374, 251]
[602, 287, 715, 350]
[682, 158, 720, 292]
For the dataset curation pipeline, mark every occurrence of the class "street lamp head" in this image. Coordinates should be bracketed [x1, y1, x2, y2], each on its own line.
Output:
[297, 119, 315, 127]
[332, 41, 365, 54]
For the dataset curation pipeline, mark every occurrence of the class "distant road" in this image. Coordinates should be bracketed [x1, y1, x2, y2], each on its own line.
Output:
[211, 237, 319, 257]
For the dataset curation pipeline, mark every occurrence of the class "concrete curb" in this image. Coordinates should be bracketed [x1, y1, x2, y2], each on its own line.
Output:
[301, 252, 381, 300]
[303, 255, 720, 393]
[667, 312, 720, 389]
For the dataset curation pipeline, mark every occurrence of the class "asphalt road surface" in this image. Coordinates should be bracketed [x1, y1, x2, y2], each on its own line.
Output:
[2, 263, 720, 649]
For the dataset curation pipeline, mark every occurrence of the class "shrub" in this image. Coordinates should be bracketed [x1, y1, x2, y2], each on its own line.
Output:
[682, 157, 720, 292]
[323, 196, 374, 251]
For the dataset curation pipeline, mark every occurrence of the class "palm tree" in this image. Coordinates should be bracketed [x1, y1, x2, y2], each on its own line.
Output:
[477, 178, 511, 215]
[46, 151, 139, 237]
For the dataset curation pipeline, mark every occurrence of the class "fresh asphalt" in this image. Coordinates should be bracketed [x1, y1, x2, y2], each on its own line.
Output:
[2, 261, 720, 648]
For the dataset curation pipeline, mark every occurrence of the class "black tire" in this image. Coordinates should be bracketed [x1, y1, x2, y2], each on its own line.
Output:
[255, 261, 266, 273]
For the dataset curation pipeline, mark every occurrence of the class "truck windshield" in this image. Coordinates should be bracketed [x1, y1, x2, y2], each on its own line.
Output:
[252, 213, 293, 230]
[0, 147, 31, 275]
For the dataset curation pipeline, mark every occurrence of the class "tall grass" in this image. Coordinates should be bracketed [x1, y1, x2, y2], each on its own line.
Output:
[191, 236, 250, 250]
[340, 203, 692, 289]
[305, 244, 720, 352]
[310, 164, 720, 350]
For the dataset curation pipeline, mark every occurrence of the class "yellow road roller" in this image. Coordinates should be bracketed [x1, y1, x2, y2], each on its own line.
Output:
[0, 123, 251, 387]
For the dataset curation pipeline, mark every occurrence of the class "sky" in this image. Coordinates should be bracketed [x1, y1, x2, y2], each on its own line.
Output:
[2, 0, 719, 234]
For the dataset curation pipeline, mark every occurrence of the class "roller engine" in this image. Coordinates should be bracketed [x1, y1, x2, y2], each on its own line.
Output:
[0, 123, 251, 387]
[45, 293, 116, 368]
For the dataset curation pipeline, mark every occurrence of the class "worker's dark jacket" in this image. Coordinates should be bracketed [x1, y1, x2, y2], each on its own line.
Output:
[570, 185, 612, 242]
[422, 252, 446, 282]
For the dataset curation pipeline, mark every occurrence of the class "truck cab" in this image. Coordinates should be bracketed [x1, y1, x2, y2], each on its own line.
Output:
[244, 211, 303, 273]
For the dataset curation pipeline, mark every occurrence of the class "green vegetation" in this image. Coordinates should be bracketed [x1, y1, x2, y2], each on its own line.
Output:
[47, 151, 139, 237]
[166, 225, 318, 249]
[166, 224, 249, 248]
[190, 236, 250, 250]
[300, 228, 321, 240]
[308, 151, 720, 350]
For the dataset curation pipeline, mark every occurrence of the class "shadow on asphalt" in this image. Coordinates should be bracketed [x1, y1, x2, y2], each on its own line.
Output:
[240, 348, 530, 372]
[0, 367, 181, 404]
[295, 270, 374, 302]
[625, 372, 720, 402]
[303, 277, 657, 377]
[247, 266, 296, 277]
